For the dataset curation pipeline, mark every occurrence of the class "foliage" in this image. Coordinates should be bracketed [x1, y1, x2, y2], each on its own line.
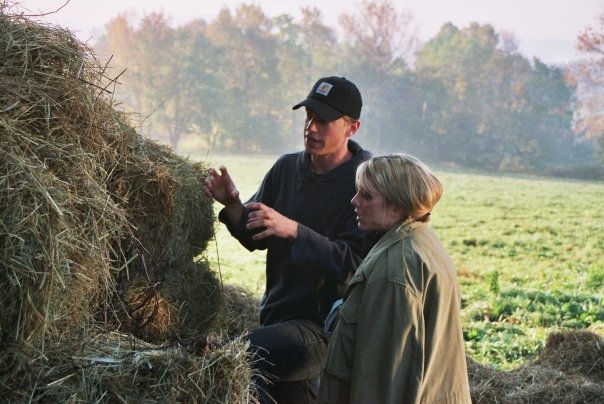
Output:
[86, 1, 602, 176]
[414, 23, 575, 170]
[574, 11, 604, 153]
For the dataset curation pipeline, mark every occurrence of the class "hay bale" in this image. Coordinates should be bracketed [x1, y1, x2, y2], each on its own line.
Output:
[535, 329, 604, 382]
[5, 331, 258, 403]
[105, 134, 219, 344]
[0, 2, 217, 336]
[0, 5, 130, 378]
[468, 330, 604, 403]
[0, 7, 241, 401]
[117, 260, 222, 343]
[217, 284, 261, 337]
[109, 138, 215, 268]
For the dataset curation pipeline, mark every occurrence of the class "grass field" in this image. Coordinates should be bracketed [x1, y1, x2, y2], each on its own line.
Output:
[191, 152, 604, 370]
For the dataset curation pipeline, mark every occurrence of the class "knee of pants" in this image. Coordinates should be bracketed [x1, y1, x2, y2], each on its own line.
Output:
[246, 320, 328, 381]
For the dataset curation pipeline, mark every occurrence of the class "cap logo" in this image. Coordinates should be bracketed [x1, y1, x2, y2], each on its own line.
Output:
[316, 82, 333, 96]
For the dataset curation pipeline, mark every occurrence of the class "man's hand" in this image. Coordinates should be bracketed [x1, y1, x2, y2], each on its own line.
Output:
[203, 166, 243, 225]
[203, 166, 240, 206]
[245, 202, 299, 241]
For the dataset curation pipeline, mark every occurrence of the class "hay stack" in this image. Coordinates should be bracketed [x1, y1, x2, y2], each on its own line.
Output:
[535, 329, 604, 381]
[468, 330, 604, 403]
[1, 4, 130, 378]
[217, 284, 261, 337]
[118, 260, 221, 343]
[6, 331, 257, 403]
[0, 6, 255, 402]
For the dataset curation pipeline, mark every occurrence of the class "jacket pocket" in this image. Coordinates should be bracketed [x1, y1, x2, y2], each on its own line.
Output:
[324, 299, 359, 380]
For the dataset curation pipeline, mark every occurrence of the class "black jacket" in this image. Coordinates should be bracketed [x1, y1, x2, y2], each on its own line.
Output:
[220, 140, 372, 326]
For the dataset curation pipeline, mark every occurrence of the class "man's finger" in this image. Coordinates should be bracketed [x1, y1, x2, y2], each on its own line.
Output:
[245, 202, 263, 211]
[218, 166, 230, 178]
[252, 228, 271, 241]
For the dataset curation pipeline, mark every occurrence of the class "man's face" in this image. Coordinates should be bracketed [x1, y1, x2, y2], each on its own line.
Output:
[303, 108, 356, 157]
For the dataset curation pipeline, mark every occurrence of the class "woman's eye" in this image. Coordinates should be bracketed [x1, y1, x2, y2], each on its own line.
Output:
[361, 191, 372, 201]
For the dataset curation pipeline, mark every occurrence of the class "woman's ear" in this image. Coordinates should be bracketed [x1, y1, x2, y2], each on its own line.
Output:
[389, 205, 405, 221]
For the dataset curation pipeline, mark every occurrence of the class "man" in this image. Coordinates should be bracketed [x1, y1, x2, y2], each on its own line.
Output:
[204, 76, 371, 403]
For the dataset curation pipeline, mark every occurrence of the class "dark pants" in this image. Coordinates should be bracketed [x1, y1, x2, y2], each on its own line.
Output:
[246, 319, 328, 404]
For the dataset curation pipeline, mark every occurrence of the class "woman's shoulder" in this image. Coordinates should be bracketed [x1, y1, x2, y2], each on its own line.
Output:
[383, 225, 450, 291]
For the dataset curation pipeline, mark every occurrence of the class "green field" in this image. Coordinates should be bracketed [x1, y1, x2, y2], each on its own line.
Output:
[192, 152, 604, 370]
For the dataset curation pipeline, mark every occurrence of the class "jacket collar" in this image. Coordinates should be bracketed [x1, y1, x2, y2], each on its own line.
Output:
[347, 220, 426, 288]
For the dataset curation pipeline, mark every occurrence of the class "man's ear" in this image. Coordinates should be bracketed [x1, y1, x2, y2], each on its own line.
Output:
[347, 120, 361, 137]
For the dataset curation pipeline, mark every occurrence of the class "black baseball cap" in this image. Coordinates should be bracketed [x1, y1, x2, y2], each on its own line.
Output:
[292, 76, 362, 121]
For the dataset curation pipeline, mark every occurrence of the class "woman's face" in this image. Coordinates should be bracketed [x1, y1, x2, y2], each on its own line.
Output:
[351, 182, 403, 232]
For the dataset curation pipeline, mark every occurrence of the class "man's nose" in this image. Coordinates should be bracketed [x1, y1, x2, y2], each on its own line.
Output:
[305, 117, 315, 131]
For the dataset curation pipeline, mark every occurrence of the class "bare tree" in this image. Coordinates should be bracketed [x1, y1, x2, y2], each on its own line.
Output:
[574, 12, 604, 146]
[339, 0, 419, 72]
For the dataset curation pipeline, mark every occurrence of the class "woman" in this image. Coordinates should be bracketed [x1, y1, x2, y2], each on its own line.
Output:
[318, 154, 471, 404]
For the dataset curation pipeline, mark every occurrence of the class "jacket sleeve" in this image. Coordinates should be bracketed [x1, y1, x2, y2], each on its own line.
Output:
[217, 163, 277, 252]
[220, 213, 366, 282]
[290, 213, 366, 284]
[220, 158, 367, 281]
[218, 204, 266, 251]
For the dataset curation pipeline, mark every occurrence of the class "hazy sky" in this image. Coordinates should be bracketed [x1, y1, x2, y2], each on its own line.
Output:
[14, 0, 604, 64]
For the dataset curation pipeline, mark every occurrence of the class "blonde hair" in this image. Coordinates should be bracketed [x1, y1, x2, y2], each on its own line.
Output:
[355, 153, 443, 222]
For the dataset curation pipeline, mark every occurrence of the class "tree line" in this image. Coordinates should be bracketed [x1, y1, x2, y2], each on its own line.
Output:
[95, 0, 603, 175]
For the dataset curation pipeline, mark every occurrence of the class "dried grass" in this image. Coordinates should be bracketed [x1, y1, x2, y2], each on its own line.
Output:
[1, 2, 130, 378]
[6, 331, 258, 403]
[217, 284, 261, 337]
[468, 330, 604, 403]
[117, 260, 222, 343]
[0, 6, 256, 402]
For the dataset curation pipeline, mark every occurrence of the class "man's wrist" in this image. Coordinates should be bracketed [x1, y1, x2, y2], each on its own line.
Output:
[225, 197, 242, 209]
[288, 220, 299, 240]
[223, 199, 243, 225]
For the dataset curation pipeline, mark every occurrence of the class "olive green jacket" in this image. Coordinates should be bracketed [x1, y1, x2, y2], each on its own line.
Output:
[319, 221, 471, 404]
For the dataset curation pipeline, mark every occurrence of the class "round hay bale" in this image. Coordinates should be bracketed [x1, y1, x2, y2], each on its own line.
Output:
[216, 284, 261, 337]
[117, 260, 222, 343]
[467, 331, 604, 403]
[535, 329, 604, 382]
[109, 139, 215, 269]
[3, 331, 258, 403]
[0, 8, 129, 383]
[0, 6, 220, 397]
